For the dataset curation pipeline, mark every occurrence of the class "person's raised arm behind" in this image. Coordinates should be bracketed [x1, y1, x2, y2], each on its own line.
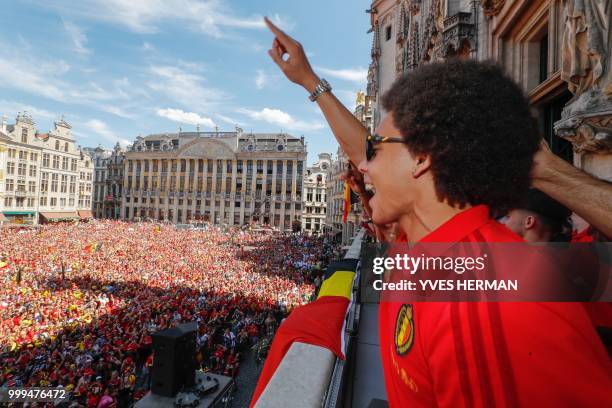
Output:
[532, 140, 612, 239]
[264, 17, 367, 165]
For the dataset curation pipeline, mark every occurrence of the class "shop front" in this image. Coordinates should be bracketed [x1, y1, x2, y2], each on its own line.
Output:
[39, 211, 80, 224]
[2, 211, 37, 226]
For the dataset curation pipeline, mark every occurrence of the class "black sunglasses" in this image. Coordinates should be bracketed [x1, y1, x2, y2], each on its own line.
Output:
[366, 133, 404, 161]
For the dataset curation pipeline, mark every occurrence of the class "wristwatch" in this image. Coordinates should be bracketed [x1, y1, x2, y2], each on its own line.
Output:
[309, 78, 332, 102]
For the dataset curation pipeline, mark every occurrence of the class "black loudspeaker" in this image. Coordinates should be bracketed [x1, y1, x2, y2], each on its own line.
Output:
[151, 322, 198, 397]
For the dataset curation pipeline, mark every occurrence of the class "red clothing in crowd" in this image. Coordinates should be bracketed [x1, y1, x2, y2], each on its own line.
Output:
[571, 227, 595, 243]
[379, 205, 612, 407]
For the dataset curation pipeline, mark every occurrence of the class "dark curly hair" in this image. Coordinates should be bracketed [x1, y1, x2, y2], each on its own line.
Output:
[382, 59, 540, 214]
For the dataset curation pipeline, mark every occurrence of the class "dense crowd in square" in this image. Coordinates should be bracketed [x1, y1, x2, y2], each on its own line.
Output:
[0, 221, 336, 407]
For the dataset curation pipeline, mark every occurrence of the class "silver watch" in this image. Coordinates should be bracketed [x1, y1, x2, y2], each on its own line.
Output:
[309, 78, 332, 102]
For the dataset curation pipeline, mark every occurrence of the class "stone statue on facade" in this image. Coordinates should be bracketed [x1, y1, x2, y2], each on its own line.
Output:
[355, 91, 366, 106]
[556, 0, 611, 154]
[561, 0, 611, 97]
[480, 0, 506, 17]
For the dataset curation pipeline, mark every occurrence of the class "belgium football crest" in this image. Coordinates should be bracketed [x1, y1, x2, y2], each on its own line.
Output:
[394, 304, 414, 355]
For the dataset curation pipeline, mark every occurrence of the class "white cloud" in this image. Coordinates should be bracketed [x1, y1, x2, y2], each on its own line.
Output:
[148, 65, 226, 111]
[157, 108, 215, 128]
[0, 50, 68, 101]
[100, 105, 136, 119]
[0, 40, 142, 116]
[37, 1, 293, 38]
[251, 43, 265, 52]
[0, 100, 57, 121]
[63, 20, 90, 55]
[255, 70, 267, 90]
[71, 80, 130, 102]
[215, 113, 243, 126]
[238, 108, 324, 132]
[85, 119, 130, 145]
[316, 66, 368, 84]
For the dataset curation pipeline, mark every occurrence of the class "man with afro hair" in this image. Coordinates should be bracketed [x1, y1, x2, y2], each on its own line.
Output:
[264, 18, 611, 407]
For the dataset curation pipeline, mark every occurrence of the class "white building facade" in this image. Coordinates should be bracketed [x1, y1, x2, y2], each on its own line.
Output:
[122, 129, 306, 231]
[302, 153, 331, 234]
[86, 144, 125, 219]
[0, 112, 94, 226]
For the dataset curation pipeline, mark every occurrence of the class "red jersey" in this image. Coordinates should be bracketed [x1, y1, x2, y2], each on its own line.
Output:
[379, 205, 612, 407]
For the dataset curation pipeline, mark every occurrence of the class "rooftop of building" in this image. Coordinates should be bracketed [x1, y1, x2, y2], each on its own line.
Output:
[138, 130, 302, 142]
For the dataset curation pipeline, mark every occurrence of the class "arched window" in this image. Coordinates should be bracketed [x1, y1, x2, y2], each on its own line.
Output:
[64, 142, 69, 152]
[55, 140, 60, 150]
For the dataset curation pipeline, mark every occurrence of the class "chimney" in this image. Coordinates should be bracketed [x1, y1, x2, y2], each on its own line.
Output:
[1, 114, 7, 134]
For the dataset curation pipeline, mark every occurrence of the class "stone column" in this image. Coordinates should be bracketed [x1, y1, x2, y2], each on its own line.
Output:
[211, 159, 217, 224]
[280, 159, 287, 230]
[291, 159, 298, 226]
[220, 159, 228, 225]
[271, 160, 278, 227]
[202, 159, 208, 219]
[121, 159, 129, 219]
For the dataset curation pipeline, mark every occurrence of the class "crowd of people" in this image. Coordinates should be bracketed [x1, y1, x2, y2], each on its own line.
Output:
[0, 220, 336, 407]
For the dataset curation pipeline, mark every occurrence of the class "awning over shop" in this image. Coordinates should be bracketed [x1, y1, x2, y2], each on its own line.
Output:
[2, 211, 36, 226]
[39, 211, 79, 222]
[77, 210, 93, 219]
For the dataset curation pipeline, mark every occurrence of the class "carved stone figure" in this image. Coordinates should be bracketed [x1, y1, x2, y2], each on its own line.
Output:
[355, 91, 366, 106]
[556, 0, 611, 154]
[180, 140, 234, 159]
[556, 114, 612, 152]
[561, 0, 610, 97]
[480, 0, 506, 17]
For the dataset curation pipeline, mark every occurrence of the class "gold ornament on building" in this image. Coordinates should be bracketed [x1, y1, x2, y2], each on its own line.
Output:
[480, 0, 505, 17]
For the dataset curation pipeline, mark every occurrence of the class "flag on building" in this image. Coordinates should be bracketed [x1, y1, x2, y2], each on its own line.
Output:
[342, 182, 351, 224]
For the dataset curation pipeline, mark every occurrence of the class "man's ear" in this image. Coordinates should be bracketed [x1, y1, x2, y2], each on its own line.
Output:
[412, 154, 431, 178]
[523, 215, 536, 230]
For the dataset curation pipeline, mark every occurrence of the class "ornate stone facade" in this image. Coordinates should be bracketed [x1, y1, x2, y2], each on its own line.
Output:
[86, 143, 125, 219]
[366, 0, 611, 180]
[0, 112, 94, 225]
[556, 0, 611, 159]
[122, 130, 306, 230]
[325, 93, 369, 244]
[302, 153, 331, 235]
[480, 0, 505, 17]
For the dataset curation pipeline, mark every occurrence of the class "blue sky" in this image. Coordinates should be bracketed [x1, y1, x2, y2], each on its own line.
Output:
[0, 0, 372, 164]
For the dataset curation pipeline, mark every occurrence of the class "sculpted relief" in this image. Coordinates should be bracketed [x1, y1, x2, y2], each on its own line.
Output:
[557, 0, 612, 154]
[480, 0, 506, 17]
[179, 140, 235, 159]
[561, 0, 611, 97]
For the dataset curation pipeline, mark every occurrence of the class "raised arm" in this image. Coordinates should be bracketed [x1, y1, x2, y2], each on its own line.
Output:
[264, 17, 367, 165]
[532, 141, 612, 238]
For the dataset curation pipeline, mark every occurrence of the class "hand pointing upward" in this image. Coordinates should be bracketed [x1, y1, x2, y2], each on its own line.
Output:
[264, 16, 320, 93]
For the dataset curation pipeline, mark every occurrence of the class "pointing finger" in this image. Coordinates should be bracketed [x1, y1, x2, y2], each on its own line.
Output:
[264, 16, 294, 47]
